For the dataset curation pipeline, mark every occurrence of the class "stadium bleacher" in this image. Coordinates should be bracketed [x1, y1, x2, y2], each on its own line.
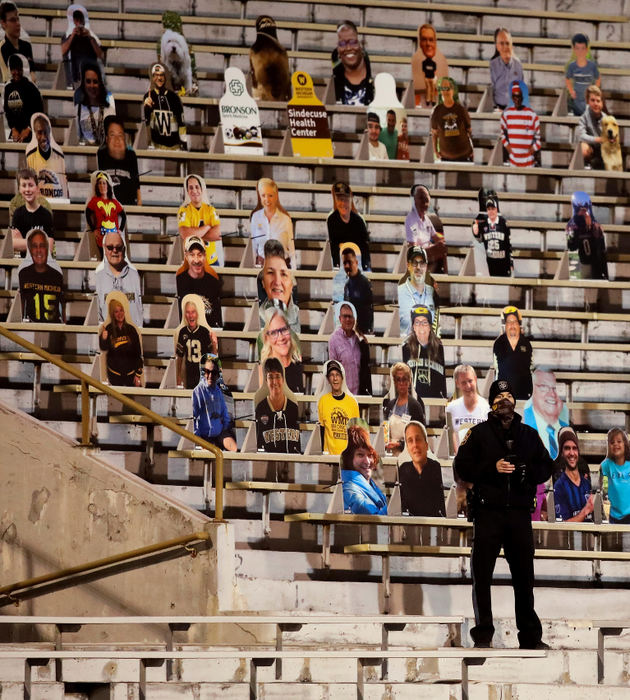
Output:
[1, 0, 630, 696]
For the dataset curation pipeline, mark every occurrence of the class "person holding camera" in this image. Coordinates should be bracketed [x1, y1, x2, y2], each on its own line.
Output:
[453, 379, 553, 650]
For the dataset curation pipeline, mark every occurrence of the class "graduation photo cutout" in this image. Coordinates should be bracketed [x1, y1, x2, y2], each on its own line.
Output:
[254, 357, 301, 454]
[219, 66, 264, 155]
[286, 71, 333, 158]
[174, 293, 218, 390]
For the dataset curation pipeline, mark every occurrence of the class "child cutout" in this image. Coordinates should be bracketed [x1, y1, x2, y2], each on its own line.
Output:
[565, 33, 600, 117]
[84, 170, 126, 258]
[174, 294, 218, 390]
[98, 290, 143, 387]
[255, 357, 301, 454]
[11, 167, 53, 256]
[250, 178, 295, 268]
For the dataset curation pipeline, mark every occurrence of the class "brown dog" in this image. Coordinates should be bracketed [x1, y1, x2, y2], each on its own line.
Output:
[249, 15, 290, 102]
[601, 114, 623, 171]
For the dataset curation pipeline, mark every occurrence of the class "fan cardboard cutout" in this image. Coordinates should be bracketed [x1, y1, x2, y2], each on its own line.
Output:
[366, 73, 407, 161]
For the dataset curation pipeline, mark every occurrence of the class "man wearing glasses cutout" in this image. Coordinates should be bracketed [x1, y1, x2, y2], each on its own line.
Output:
[94, 227, 143, 327]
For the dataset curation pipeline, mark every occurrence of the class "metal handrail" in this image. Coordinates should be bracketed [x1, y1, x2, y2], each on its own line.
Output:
[0, 532, 211, 603]
[0, 325, 225, 519]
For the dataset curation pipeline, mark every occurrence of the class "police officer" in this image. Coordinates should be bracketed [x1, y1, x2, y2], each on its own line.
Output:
[453, 379, 553, 649]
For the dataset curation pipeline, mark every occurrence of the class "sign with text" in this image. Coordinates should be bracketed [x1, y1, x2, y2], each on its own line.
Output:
[220, 67, 264, 155]
[287, 71, 333, 158]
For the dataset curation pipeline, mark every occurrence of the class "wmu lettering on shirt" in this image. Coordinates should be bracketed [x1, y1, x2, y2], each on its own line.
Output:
[330, 407, 350, 441]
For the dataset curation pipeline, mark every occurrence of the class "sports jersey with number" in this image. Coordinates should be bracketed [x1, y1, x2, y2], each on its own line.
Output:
[177, 203, 221, 266]
[176, 324, 212, 389]
[475, 215, 511, 276]
[19, 264, 64, 323]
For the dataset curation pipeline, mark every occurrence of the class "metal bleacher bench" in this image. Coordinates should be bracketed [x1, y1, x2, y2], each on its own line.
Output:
[284, 513, 630, 589]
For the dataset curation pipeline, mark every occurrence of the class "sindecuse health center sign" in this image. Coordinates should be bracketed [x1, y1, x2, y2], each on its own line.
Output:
[287, 71, 333, 158]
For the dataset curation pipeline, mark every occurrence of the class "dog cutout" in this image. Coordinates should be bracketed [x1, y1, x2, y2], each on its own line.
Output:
[249, 15, 290, 102]
[601, 114, 623, 172]
[160, 29, 196, 96]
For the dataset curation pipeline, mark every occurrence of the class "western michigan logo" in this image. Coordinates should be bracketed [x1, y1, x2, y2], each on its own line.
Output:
[152, 109, 173, 136]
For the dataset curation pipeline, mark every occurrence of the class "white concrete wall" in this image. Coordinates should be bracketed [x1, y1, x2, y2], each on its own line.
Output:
[0, 402, 239, 644]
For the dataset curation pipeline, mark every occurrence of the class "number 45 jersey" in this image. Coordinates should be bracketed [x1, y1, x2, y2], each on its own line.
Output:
[475, 214, 512, 277]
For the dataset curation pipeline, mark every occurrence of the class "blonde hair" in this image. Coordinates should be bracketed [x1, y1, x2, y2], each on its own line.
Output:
[251, 177, 290, 219]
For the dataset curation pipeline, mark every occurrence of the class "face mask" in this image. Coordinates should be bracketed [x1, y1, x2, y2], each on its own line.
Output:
[492, 398, 515, 420]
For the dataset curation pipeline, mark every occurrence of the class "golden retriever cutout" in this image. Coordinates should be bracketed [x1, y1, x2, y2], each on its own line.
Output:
[601, 115, 623, 172]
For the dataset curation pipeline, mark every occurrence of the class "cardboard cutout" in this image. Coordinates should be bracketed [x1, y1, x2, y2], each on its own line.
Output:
[176, 241, 223, 328]
[254, 359, 301, 454]
[250, 179, 295, 268]
[84, 170, 125, 254]
[258, 305, 304, 394]
[316, 359, 360, 455]
[411, 24, 449, 108]
[94, 228, 143, 327]
[25, 112, 69, 201]
[332, 241, 362, 304]
[18, 228, 64, 323]
[367, 73, 407, 161]
[249, 15, 291, 102]
[286, 71, 333, 158]
[178, 174, 224, 267]
[192, 352, 237, 451]
[257, 246, 300, 336]
[173, 293, 218, 389]
[397, 250, 439, 338]
[219, 67, 264, 155]
[98, 290, 144, 387]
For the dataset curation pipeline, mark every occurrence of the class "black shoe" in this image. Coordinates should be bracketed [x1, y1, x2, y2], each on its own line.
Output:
[473, 640, 493, 648]
[520, 641, 550, 650]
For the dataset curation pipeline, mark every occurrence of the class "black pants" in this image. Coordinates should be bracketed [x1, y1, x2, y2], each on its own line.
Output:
[471, 508, 542, 648]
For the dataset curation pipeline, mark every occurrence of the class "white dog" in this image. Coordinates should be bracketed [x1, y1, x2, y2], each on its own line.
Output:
[160, 29, 195, 95]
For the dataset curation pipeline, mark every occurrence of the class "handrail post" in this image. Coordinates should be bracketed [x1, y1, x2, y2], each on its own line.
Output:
[80, 380, 90, 447]
[215, 454, 223, 520]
